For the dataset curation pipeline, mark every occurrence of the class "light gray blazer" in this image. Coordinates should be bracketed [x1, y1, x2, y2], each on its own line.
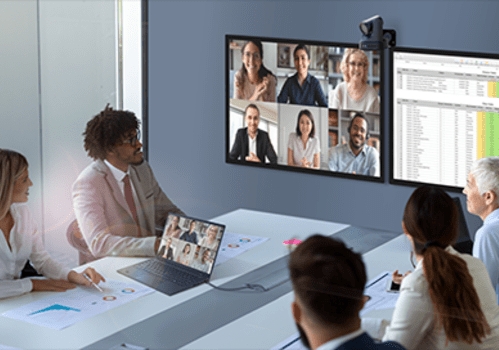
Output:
[72, 159, 183, 258]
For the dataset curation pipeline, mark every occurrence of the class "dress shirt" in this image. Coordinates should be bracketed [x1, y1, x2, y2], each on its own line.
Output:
[329, 82, 380, 113]
[473, 208, 499, 303]
[103, 160, 145, 230]
[180, 230, 198, 245]
[316, 329, 364, 350]
[191, 259, 210, 273]
[383, 246, 499, 350]
[278, 73, 327, 107]
[316, 330, 405, 350]
[328, 143, 379, 176]
[287, 132, 320, 167]
[198, 237, 219, 251]
[0, 204, 71, 299]
[248, 131, 257, 158]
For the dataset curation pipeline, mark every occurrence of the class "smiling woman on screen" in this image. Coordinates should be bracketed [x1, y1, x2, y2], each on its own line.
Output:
[329, 48, 379, 113]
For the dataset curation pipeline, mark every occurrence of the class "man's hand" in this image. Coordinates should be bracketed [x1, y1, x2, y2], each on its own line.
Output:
[245, 152, 261, 162]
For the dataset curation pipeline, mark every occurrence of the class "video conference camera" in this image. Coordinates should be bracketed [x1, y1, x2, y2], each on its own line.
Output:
[359, 15, 396, 50]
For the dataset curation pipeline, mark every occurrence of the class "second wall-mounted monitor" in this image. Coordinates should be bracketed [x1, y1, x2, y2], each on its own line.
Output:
[391, 47, 499, 191]
[226, 35, 384, 182]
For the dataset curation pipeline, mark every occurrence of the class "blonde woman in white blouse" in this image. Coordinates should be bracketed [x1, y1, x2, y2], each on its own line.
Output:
[0, 149, 105, 299]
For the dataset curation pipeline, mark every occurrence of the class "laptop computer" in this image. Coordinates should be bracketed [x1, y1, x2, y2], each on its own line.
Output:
[118, 214, 225, 296]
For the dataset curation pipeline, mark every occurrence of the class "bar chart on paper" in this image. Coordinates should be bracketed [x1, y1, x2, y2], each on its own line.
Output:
[2, 280, 153, 330]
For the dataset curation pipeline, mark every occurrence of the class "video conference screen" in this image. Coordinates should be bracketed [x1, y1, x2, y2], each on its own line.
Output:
[391, 47, 499, 191]
[226, 35, 384, 181]
[158, 214, 224, 275]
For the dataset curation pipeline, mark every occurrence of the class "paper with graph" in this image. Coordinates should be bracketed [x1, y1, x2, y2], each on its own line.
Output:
[2, 280, 153, 330]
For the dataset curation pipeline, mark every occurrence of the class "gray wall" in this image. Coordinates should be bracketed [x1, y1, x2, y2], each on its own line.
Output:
[148, 0, 495, 237]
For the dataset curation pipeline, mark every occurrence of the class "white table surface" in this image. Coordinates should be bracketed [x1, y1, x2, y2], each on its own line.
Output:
[0, 209, 349, 350]
[181, 230, 411, 350]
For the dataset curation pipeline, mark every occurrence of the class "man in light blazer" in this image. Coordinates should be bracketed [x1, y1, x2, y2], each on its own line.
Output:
[289, 235, 406, 350]
[228, 103, 277, 164]
[72, 105, 184, 259]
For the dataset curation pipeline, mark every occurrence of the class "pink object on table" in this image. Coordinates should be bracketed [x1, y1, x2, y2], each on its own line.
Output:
[283, 239, 302, 245]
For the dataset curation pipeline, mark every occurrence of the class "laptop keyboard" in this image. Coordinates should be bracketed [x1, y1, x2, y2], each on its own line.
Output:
[138, 259, 199, 286]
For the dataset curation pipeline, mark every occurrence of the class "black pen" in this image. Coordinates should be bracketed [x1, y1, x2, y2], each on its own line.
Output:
[366, 272, 389, 289]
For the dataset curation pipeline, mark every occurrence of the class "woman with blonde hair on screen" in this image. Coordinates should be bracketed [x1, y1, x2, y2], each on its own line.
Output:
[382, 186, 499, 349]
[329, 48, 379, 113]
[0, 149, 105, 299]
[198, 224, 220, 251]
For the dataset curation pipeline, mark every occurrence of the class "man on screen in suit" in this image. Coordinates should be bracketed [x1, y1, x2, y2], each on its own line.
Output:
[228, 103, 278, 164]
[72, 105, 184, 259]
[463, 156, 499, 302]
[289, 235, 406, 350]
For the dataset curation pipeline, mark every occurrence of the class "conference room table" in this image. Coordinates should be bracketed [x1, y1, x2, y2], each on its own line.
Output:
[0, 209, 411, 350]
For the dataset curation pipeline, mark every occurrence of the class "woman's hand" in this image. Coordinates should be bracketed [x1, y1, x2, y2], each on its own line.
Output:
[299, 157, 311, 167]
[250, 77, 269, 100]
[67, 267, 106, 287]
[392, 269, 411, 284]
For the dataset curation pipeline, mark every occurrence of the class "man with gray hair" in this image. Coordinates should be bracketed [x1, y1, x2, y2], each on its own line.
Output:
[463, 156, 499, 301]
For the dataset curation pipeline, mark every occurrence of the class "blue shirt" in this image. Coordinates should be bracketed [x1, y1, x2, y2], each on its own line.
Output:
[277, 73, 327, 107]
[180, 230, 198, 245]
[473, 208, 499, 303]
[328, 143, 379, 176]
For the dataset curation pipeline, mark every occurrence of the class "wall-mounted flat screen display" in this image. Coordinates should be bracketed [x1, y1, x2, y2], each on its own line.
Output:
[391, 47, 499, 191]
[226, 35, 384, 181]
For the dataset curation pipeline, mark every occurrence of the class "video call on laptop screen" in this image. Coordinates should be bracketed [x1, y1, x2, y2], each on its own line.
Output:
[157, 214, 224, 275]
[226, 34, 384, 182]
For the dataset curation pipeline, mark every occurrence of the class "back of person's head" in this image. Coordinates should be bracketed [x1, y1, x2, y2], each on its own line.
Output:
[470, 157, 499, 205]
[403, 186, 490, 344]
[289, 235, 366, 326]
[0, 149, 28, 220]
[83, 104, 139, 160]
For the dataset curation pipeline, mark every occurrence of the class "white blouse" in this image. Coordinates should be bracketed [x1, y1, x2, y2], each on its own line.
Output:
[0, 204, 71, 299]
[383, 246, 499, 349]
[287, 132, 320, 167]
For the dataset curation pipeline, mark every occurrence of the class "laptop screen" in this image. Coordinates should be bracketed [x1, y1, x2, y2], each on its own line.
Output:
[156, 214, 225, 275]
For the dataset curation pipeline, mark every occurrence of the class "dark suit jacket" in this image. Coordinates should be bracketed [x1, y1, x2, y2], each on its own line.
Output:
[336, 332, 406, 350]
[229, 127, 277, 164]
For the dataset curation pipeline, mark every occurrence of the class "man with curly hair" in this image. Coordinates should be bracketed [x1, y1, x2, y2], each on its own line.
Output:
[72, 105, 184, 259]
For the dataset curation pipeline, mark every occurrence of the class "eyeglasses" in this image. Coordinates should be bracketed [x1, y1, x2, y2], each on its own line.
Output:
[243, 52, 261, 60]
[122, 130, 141, 147]
[348, 61, 365, 68]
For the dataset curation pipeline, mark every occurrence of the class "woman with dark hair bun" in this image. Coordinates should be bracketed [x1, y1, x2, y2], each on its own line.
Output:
[382, 186, 499, 349]
[234, 39, 276, 102]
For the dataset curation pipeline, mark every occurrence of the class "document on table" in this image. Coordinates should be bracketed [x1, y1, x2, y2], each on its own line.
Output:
[2, 280, 153, 330]
[271, 271, 400, 350]
[215, 231, 269, 266]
